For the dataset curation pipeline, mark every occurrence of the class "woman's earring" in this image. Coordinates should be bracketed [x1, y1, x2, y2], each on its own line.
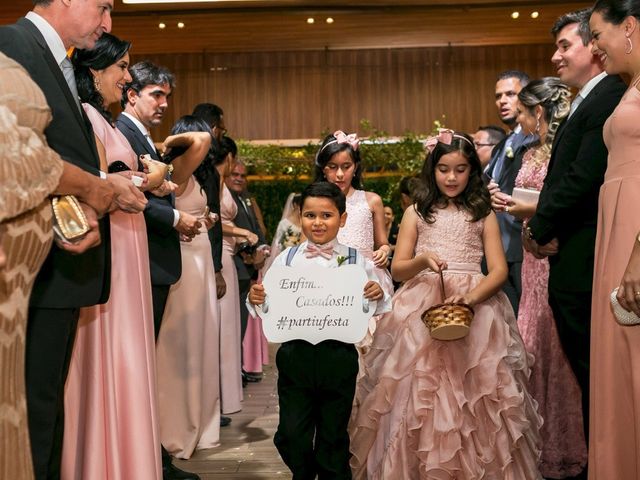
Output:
[626, 35, 633, 55]
[535, 117, 541, 134]
[94, 76, 101, 92]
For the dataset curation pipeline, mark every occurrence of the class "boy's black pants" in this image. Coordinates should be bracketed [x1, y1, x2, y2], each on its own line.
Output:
[274, 339, 358, 480]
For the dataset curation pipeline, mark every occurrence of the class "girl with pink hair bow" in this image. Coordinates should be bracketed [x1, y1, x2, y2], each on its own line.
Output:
[313, 131, 394, 295]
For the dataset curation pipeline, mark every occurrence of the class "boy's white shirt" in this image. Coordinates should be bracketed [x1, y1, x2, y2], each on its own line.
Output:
[247, 239, 392, 317]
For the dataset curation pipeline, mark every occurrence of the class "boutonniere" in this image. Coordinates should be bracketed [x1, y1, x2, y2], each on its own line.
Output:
[505, 146, 514, 158]
[336, 255, 348, 266]
[244, 197, 253, 207]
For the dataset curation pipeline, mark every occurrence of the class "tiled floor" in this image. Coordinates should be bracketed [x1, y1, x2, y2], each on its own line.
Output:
[174, 344, 290, 479]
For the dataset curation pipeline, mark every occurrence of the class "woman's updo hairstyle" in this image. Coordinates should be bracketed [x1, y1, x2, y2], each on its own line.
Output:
[593, 0, 640, 24]
[518, 77, 571, 164]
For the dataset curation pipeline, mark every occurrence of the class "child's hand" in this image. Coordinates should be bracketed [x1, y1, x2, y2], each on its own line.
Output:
[248, 283, 266, 305]
[444, 293, 476, 307]
[371, 247, 390, 267]
[420, 251, 447, 273]
[363, 281, 383, 301]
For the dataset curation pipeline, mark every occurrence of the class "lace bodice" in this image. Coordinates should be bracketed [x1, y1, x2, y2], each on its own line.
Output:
[515, 146, 549, 191]
[337, 189, 374, 254]
[415, 207, 485, 265]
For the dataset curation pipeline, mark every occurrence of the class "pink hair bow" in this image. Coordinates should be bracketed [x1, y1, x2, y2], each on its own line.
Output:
[333, 130, 360, 151]
[424, 128, 455, 153]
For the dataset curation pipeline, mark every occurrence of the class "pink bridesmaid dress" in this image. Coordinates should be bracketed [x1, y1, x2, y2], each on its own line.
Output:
[515, 147, 587, 478]
[62, 104, 161, 479]
[590, 79, 640, 479]
[219, 184, 243, 414]
[156, 176, 221, 459]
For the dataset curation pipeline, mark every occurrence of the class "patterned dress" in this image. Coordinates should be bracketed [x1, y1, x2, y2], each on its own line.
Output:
[337, 190, 394, 298]
[515, 147, 587, 478]
[0, 53, 64, 480]
[349, 207, 542, 479]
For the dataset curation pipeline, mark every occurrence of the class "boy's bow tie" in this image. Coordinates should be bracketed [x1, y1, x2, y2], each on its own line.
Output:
[304, 243, 334, 259]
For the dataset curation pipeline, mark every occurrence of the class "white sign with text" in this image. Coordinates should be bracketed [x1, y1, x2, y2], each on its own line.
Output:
[258, 264, 376, 345]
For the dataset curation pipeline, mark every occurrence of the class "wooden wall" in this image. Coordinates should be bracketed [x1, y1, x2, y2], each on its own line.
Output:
[138, 43, 557, 141]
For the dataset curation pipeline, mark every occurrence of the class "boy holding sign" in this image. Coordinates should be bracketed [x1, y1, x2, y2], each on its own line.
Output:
[249, 182, 390, 479]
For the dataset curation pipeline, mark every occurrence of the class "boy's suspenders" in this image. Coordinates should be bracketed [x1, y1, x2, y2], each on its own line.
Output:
[284, 245, 357, 266]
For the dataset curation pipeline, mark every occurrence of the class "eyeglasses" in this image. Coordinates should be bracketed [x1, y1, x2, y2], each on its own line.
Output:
[473, 142, 496, 148]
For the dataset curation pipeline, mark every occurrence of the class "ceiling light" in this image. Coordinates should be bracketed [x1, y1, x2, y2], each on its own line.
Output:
[307, 17, 315, 24]
[158, 22, 166, 29]
[177, 22, 185, 28]
[326, 17, 334, 24]
[511, 11, 520, 19]
[531, 11, 539, 19]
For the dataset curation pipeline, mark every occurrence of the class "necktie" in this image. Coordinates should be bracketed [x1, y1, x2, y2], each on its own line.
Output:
[304, 243, 334, 260]
[568, 94, 583, 119]
[492, 132, 514, 181]
[60, 57, 82, 113]
[145, 133, 157, 154]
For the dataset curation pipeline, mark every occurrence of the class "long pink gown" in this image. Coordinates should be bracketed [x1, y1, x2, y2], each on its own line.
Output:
[156, 176, 221, 459]
[515, 148, 587, 478]
[62, 104, 161, 479]
[220, 184, 243, 414]
[590, 81, 640, 479]
[349, 207, 542, 479]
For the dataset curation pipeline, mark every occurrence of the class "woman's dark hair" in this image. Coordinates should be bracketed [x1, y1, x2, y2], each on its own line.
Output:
[593, 0, 640, 24]
[300, 182, 346, 216]
[209, 135, 238, 165]
[291, 194, 302, 208]
[414, 132, 490, 224]
[72, 33, 131, 124]
[169, 115, 215, 190]
[313, 133, 363, 189]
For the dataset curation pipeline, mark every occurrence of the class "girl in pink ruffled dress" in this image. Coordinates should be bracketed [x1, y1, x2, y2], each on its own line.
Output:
[349, 131, 542, 479]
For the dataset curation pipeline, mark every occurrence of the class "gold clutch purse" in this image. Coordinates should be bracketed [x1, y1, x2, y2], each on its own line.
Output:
[51, 195, 89, 243]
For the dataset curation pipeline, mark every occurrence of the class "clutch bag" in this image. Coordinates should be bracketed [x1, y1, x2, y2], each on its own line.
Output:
[511, 187, 540, 204]
[51, 195, 89, 243]
[610, 287, 640, 325]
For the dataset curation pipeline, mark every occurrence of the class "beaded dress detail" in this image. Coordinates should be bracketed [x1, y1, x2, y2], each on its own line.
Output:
[337, 189, 393, 296]
[515, 147, 587, 477]
[349, 207, 542, 479]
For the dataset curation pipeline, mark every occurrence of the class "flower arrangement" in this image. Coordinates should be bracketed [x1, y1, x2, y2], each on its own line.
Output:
[279, 226, 302, 248]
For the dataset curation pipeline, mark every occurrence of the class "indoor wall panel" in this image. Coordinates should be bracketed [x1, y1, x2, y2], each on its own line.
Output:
[137, 44, 556, 141]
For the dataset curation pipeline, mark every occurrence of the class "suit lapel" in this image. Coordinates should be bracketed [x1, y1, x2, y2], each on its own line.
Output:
[18, 18, 94, 147]
[117, 114, 160, 160]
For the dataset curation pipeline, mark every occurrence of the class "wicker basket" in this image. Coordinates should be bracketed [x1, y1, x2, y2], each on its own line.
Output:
[421, 270, 474, 340]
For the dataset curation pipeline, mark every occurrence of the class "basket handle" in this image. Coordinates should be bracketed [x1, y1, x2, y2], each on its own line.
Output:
[438, 269, 446, 302]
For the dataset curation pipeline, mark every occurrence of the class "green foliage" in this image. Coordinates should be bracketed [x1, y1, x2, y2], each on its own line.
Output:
[240, 118, 446, 240]
[249, 176, 405, 242]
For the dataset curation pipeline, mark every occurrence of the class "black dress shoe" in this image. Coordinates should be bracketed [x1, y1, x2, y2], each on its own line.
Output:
[163, 462, 200, 480]
[242, 371, 262, 383]
[220, 415, 232, 427]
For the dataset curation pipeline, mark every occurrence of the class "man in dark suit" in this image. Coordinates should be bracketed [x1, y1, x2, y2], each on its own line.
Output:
[485, 70, 537, 316]
[523, 9, 626, 468]
[117, 61, 202, 480]
[0, 2, 148, 478]
[225, 161, 269, 381]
